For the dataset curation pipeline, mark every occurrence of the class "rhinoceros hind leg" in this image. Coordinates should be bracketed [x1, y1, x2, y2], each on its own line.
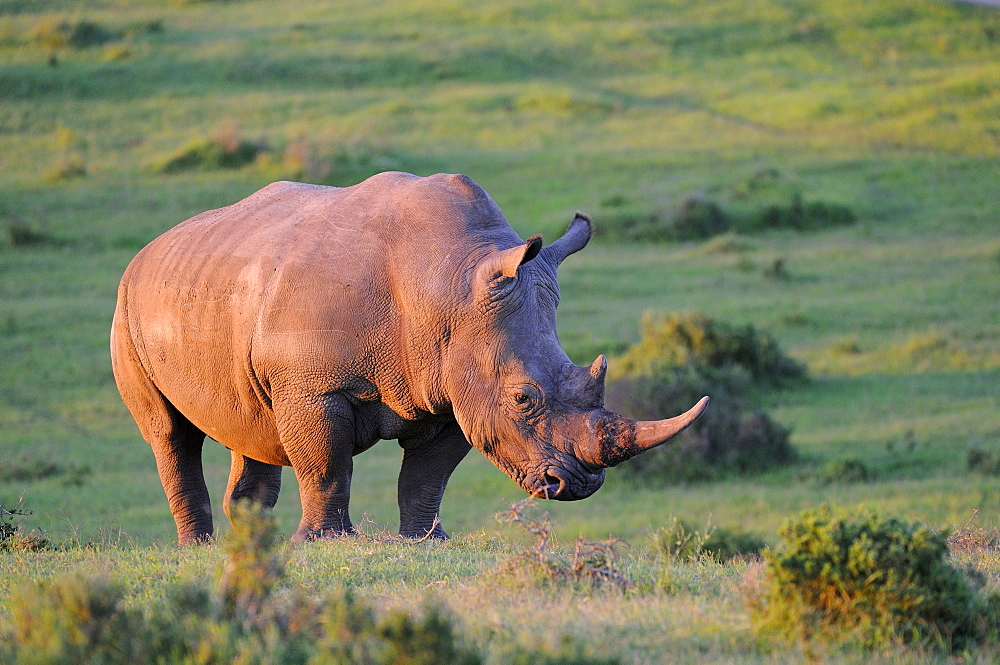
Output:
[129, 395, 212, 544]
[223, 452, 282, 522]
[112, 329, 213, 545]
[154, 420, 213, 546]
[276, 393, 358, 542]
[397, 423, 472, 539]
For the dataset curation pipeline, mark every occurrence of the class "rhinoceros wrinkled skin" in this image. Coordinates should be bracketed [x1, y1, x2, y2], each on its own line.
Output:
[111, 172, 708, 544]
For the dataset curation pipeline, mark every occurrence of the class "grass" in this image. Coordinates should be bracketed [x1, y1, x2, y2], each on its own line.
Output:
[1, 0, 999, 661]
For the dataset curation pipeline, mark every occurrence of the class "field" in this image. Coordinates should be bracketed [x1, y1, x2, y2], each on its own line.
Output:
[1, 0, 999, 662]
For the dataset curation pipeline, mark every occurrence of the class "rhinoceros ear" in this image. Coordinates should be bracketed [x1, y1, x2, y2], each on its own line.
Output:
[540, 212, 592, 266]
[494, 234, 543, 278]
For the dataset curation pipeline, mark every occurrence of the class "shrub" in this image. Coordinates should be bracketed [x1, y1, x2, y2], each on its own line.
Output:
[30, 17, 117, 49]
[494, 498, 632, 592]
[0, 501, 495, 664]
[278, 139, 394, 187]
[740, 192, 856, 232]
[155, 136, 261, 174]
[968, 446, 1000, 476]
[608, 374, 794, 480]
[653, 516, 767, 561]
[596, 195, 731, 243]
[1, 501, 51, 552]
[820, 458, 875, 484]
[44, 154, 87, 181]
[730, 168, 857, 233]
[0, 455, 91, 485]
[670, 194, 731, 241]
[695, 232, 755, 255]
[595, 169, 857, 243]
[749, 506, 1000, 651]
[5, 573, 147, 662]
[4, 218, 58, 247]
[613, 312, 806, 389]
[606, 312, 800, 482]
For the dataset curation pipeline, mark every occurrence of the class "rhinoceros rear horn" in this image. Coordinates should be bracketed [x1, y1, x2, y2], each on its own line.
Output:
[540, 212, 592, 266]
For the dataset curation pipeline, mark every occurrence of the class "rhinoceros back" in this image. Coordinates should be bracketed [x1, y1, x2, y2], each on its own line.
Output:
[113, 175, 424, 459]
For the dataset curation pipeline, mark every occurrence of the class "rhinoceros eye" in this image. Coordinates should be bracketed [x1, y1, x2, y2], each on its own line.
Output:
[510, 383, 543, 415]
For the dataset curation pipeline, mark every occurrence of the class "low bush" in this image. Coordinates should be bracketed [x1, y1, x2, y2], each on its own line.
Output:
[596, 195, 730, 243]
[0, 502, 484, 664]
[607, 312, 800, 482]
[44, 154, 87, 181]
[595, 170, 857, 243]
[968, 446, 1000, 476]
[4, 218, 59, 247]
[739, 192, 856, 232]
[155, 136, 262, 174]
[730, 168, 857, 233]
[0, 501, 50, 552]
[1, 502, 616, 664]
[0, 455, 91, 486]
[494, 498, 632, 592]
[653, 516, 767, 561]
[613, 312, 806, 390]
[670, 194, 731, 241]
[273, 138, 401, 187]
[607, 372, 794, 481]
[30, 17, 118, 49]
[748, 506, 1000, 651]
[820, 458, 876, 484]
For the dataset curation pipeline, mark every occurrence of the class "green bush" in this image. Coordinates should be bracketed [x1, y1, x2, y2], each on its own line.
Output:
[155, 137, 262, 174]
[44, 154, 87, 181]
[820, 458, 876, 484]
[653, 516, 767, 561]
[749, 506, 1000, 651]
[596, 195, 731, 243]
[277, 139, 397, 187]
[613, 312, 806, 389]
[5, 501, 623, 664]
[0, 455, 91, 486]
[4, 219, 58, 247]
[607, 372, 794, 481]
[968, 446, 1000, 476]
[607, 312, 800, 482]
[1, 501, 50, 552]
[594, 170, 857, 243]
[670, 194, 731, 241]
[30, 17, 118, 49]
[741, 192, 856, 232]
[729, 168, 857, 233]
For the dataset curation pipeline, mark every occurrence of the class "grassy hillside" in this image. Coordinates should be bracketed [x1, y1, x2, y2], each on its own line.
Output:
[2, 0, 999, 661]
[2, 0, 998, 542]
[1, 1, 1000, 655]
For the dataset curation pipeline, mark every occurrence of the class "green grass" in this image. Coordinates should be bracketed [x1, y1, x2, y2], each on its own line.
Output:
[2, 0, 999, 661]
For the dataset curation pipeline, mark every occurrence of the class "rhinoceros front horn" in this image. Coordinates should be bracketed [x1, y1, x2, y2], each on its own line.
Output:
[581, 396, 710, 469]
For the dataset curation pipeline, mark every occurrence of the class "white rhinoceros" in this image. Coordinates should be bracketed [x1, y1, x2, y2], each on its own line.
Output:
[111, 172, 708, 544]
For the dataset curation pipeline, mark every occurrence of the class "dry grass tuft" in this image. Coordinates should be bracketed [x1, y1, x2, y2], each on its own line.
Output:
[495, 498, 632, 591]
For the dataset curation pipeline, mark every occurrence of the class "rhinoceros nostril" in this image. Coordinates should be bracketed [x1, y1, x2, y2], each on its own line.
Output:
[542, 472, 564, 498]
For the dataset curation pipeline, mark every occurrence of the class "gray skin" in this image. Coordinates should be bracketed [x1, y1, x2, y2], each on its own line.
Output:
[111, 172, 708, 544]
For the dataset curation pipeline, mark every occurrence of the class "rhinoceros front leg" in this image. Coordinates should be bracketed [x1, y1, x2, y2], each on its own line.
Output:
[275, 393, 358, 541]
[397, 422, 472, 539]
[223, 452, 282, 522]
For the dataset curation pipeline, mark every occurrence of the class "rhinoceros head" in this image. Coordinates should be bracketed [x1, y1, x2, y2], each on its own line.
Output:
[445, 212, 709, 500]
